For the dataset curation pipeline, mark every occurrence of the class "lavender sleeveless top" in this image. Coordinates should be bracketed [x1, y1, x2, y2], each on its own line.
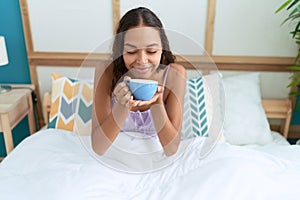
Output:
[111, 65, 170, 138]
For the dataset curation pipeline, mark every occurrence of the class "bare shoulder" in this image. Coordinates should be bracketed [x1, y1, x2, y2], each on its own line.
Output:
[169, 63, 186, 77]
[170, 63, 186, 75]
[164, 63, 186, 94]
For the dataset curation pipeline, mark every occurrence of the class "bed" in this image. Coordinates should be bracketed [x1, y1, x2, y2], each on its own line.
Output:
[0, 70, 300, 200]
[1, 1, 299, 199]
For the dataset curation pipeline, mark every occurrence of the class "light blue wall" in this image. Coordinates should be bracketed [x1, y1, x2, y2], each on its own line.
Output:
[0, 0, 32, 156]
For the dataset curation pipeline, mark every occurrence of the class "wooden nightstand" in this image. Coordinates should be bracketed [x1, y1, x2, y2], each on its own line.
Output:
[0, 84, 36, 156]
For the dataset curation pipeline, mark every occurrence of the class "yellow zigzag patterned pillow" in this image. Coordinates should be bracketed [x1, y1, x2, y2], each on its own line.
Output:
[47, 73, 93, 135]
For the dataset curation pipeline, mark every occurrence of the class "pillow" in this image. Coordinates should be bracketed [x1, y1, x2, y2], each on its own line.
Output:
[222, 73, 273, 145]
[203, 72, 225, 141]
[48, 73, 93, 135]
[48, 72, 217, 139]
[181, 72, 224, 141]
[181, 76, 209, 139]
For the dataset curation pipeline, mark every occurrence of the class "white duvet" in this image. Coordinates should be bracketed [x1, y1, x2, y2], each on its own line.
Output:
[1, 129, 300, 200]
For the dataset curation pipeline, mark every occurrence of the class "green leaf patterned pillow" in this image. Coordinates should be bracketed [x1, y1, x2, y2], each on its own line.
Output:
[181, 76, 209, 139]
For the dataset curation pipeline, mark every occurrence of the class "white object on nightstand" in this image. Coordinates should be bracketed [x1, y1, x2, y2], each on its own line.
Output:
[0, 36, 12, 94]
[0, 84, 36, 157]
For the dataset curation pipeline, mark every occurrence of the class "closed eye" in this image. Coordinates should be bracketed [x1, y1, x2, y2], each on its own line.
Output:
[147, 51, 157, 54]
[126, 51, 137, 54]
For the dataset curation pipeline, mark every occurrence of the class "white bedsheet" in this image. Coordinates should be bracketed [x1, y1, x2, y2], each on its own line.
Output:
[0, 129, 300, 200]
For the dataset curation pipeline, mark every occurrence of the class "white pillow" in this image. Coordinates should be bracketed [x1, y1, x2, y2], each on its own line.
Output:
[222, 73, 273, 145]
[202, 72, 224, 141]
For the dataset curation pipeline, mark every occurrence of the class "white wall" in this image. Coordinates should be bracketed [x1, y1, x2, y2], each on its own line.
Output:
[213, 0, 297, 56]
[28, 0, 113, 52]
[120, 0, 207, 55]
[27, 0, 297, 56]
[26, 0, 296, 100]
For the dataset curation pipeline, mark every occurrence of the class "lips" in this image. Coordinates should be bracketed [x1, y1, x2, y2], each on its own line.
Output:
[133, 65, 152, 74]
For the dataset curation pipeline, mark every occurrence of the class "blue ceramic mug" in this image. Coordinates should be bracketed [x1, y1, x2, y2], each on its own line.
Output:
[126, 79, 158, 101]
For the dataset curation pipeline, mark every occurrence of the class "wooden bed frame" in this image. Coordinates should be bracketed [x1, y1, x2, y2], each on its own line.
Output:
[19, 0, 296, 138]
[42, 92, 292, 139]
[19, 0, 296, 130]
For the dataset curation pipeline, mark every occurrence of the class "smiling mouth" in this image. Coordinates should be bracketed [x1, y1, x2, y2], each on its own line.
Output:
[134, 65, 152, 74]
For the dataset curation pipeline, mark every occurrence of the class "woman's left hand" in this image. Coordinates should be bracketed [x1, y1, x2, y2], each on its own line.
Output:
[130, 85, 164, 108]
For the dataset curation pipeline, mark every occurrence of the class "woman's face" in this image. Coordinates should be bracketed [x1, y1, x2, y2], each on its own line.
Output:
[122, 26, 163, 79]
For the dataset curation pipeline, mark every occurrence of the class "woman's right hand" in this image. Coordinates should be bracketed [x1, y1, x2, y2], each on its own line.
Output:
[113, 76, 133, 108]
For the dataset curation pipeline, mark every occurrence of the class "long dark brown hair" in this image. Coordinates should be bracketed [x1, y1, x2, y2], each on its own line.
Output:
[111, 7, 175, 93]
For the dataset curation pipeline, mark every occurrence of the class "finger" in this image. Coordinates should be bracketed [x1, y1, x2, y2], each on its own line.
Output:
[137, 100, 147, 107]
[129, 98, 139, 108]
[128, 96, 134, 104]
[121, 93, 131, 105]
[119, 82, 127, 89]
[119, 86, 130, 97]
[147, 94, 160, 105]
[113, 82, 123, 95]
[157, 85, 163, 93]
[114, 82, 128, 96]
[124, 76, 131, 82]
[134, 100, 140, 107]
[152, 93, 160, 101]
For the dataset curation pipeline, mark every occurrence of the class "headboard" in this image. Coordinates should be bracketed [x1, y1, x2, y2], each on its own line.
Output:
[19, 0, 296, 130]
[41, 93, 292, 138]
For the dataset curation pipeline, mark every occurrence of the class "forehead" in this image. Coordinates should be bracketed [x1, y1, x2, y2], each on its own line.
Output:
[123, 27, 162, 47]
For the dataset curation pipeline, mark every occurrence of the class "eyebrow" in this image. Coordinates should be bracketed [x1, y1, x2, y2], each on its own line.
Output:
[124, 43, 160, 48]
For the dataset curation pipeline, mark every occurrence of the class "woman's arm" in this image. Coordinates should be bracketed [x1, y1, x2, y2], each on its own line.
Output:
[91, 64, 131, 155]
[151, 64, 186, 156]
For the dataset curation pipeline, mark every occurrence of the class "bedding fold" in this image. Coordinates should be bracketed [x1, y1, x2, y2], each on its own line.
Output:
[0, 129, 300, 200]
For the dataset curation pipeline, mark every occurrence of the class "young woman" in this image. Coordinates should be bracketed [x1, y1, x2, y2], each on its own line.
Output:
[92, 7, 186, 156]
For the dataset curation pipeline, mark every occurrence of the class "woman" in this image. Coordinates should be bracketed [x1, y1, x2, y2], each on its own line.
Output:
[92, 7, 186, 156]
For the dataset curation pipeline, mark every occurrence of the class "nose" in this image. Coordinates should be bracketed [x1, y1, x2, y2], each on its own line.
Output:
[136, 50, 148, 65]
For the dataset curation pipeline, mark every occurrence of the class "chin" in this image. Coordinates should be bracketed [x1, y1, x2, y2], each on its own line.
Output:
[131, 68, 155, 79]
[132, 72, 151, 79]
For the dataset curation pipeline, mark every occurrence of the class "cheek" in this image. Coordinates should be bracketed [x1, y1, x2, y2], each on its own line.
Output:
[151, 53, 162, 64]
[123, 55, 135, 68]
